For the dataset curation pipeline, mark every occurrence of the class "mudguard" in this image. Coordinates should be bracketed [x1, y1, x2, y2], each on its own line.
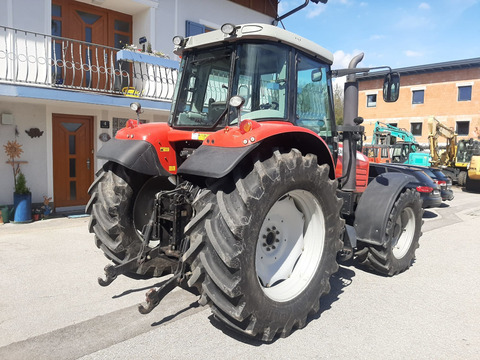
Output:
[178, 142, 260, 178]
[97, 138, 170, 176]
[354, 173, 417, 246]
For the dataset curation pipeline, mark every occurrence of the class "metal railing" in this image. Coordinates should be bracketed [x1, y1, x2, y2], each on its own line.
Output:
[0, 25, 178, 102]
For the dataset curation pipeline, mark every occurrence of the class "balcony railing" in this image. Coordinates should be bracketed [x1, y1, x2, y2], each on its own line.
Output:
[0, 25, 178, 102]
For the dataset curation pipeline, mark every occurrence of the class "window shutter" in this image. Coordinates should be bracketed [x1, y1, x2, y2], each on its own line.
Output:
[186, 21, 205, 36]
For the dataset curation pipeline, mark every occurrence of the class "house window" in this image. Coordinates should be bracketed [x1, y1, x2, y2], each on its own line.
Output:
[367, 94, 377, 107]
[458, 86, 472, 101]
[411, 122, 422, 136]
[456, 121, 470, 136]
[412, 90, 424, 104]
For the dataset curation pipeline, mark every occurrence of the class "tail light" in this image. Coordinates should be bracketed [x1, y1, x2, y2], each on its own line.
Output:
[239, 119, 260, 134]
[416, 186, 433, 193]
[434, 180, 446, 186]
[126, 119, 138, 129]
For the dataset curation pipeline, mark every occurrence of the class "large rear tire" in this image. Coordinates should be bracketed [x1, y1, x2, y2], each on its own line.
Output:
[355, 189, 423, 276]
[86, 162, 174, 277]
[186, 149, 343, 341]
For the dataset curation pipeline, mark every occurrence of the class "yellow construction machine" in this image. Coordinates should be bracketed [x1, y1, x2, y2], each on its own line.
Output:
[466, 141, 480, 191]
[428, 116, 480, 190]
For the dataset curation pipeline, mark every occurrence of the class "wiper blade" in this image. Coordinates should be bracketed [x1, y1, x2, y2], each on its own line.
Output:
[208, 107, 229, 130]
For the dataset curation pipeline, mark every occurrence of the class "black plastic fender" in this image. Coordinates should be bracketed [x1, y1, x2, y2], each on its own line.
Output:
[96, 138, 170, 176]
[354, 173, 417, 246]
[178, 142, 260, 178]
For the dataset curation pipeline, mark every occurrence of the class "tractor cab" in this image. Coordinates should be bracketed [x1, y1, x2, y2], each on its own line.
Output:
[169, 23, 337, 151]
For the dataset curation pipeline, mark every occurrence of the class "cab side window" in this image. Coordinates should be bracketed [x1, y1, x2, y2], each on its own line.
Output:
[296, 53, 334, 140]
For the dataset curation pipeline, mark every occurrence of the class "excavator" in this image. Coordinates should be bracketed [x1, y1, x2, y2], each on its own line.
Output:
[428, 116, 480, 188]
[366, 121, 428, 165]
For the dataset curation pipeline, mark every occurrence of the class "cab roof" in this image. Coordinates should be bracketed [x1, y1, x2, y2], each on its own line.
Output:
[174, 23, 334, 65]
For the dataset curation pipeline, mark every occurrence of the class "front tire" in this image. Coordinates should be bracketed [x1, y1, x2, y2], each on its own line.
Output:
[186, 149, 343, 341]
[355, 189, 423, 276]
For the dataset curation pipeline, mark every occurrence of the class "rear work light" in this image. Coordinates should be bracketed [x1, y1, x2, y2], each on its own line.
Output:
[416, 186, 433, 193]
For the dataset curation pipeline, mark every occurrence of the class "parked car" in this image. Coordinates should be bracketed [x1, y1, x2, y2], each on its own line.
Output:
[368, 163, 443, 208]
[404, 166, 454, 201]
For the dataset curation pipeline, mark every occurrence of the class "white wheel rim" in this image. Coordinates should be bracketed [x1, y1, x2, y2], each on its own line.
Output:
[255, 190, 325, 302]
[392, 207, 415, 259]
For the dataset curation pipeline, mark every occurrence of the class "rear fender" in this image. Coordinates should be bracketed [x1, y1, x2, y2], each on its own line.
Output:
[178, 131, 335, 179]
[97, 138, 170, 176]
[354, 173, 416, 245]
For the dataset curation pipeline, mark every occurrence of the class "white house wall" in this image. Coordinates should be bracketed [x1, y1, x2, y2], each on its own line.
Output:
[0, 0, 275, 208]
[1, 0, 50, 33]
[154, 0, 273, 60]
[0, 101, 48, 205]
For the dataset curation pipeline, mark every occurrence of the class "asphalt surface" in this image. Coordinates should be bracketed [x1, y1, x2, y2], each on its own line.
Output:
[1, 186, 479, 359]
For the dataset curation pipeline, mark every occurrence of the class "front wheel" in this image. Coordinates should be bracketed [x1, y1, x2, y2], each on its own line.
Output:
[186, 149, 343, 341]
[356, 189, 423, 276]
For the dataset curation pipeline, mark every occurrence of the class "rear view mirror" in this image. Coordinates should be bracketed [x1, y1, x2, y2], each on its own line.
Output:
[311, 69, 322, 82]
[383, 72, 400, 102]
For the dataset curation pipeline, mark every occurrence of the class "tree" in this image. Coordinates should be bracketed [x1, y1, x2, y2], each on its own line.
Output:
[333, 83, 344, 125]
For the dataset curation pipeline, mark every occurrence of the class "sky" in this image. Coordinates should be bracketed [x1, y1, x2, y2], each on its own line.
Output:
[278, 0, 480, 71]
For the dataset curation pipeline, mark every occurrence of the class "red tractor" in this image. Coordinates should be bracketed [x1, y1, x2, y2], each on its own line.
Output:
[87, 21, 423, 341]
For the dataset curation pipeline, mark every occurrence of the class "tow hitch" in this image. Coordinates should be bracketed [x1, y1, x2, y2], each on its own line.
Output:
[97, 182, 197, 288]
[138, 214, 206, 314]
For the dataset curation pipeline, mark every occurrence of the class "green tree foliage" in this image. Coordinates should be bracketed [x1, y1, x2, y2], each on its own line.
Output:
[333, 83, 344, 125]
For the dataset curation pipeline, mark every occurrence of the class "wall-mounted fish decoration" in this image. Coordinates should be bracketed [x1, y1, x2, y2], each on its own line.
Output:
[25, 128, 44, 138]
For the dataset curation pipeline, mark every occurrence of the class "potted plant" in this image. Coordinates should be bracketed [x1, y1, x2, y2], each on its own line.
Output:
[13, 172, 32, 223]
[4, 139, 31, 223]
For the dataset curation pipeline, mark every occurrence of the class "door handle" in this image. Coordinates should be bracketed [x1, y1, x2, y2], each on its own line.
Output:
[87, 158, 91, 170]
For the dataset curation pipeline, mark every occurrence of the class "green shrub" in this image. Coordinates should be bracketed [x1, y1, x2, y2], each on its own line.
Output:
[15, 172, 30, 195]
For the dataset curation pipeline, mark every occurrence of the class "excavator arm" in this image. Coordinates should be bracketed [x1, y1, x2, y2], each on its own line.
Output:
[372, 121, 419, 148]
[427, 116, 457, 167]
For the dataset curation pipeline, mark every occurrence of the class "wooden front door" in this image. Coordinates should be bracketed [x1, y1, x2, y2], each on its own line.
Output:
[52, 114, 94, 208]
[52, 0, 132, 89]
[67, 4, 108, 88]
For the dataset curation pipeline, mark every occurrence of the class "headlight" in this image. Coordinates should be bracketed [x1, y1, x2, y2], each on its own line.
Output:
[221, 23, 236, 35]
[172, 36, 185, 46]
[130, 102, 141, 112]
[229, 95, 245, 108]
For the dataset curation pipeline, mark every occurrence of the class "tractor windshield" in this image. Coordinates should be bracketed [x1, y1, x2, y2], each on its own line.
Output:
[169, 46, 234, 127]
[169, 43, 290, 128]
[230, 43, 289, 124]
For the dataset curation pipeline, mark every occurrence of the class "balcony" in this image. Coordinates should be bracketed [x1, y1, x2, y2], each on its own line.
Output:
[0, 25, 179, 103]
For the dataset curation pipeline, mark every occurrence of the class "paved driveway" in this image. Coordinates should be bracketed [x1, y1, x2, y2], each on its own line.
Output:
[1, 187, 479, 359]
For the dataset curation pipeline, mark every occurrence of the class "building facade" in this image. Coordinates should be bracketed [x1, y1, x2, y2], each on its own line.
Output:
[358, 58, 480, 147]
[0, 0, 276, 211]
